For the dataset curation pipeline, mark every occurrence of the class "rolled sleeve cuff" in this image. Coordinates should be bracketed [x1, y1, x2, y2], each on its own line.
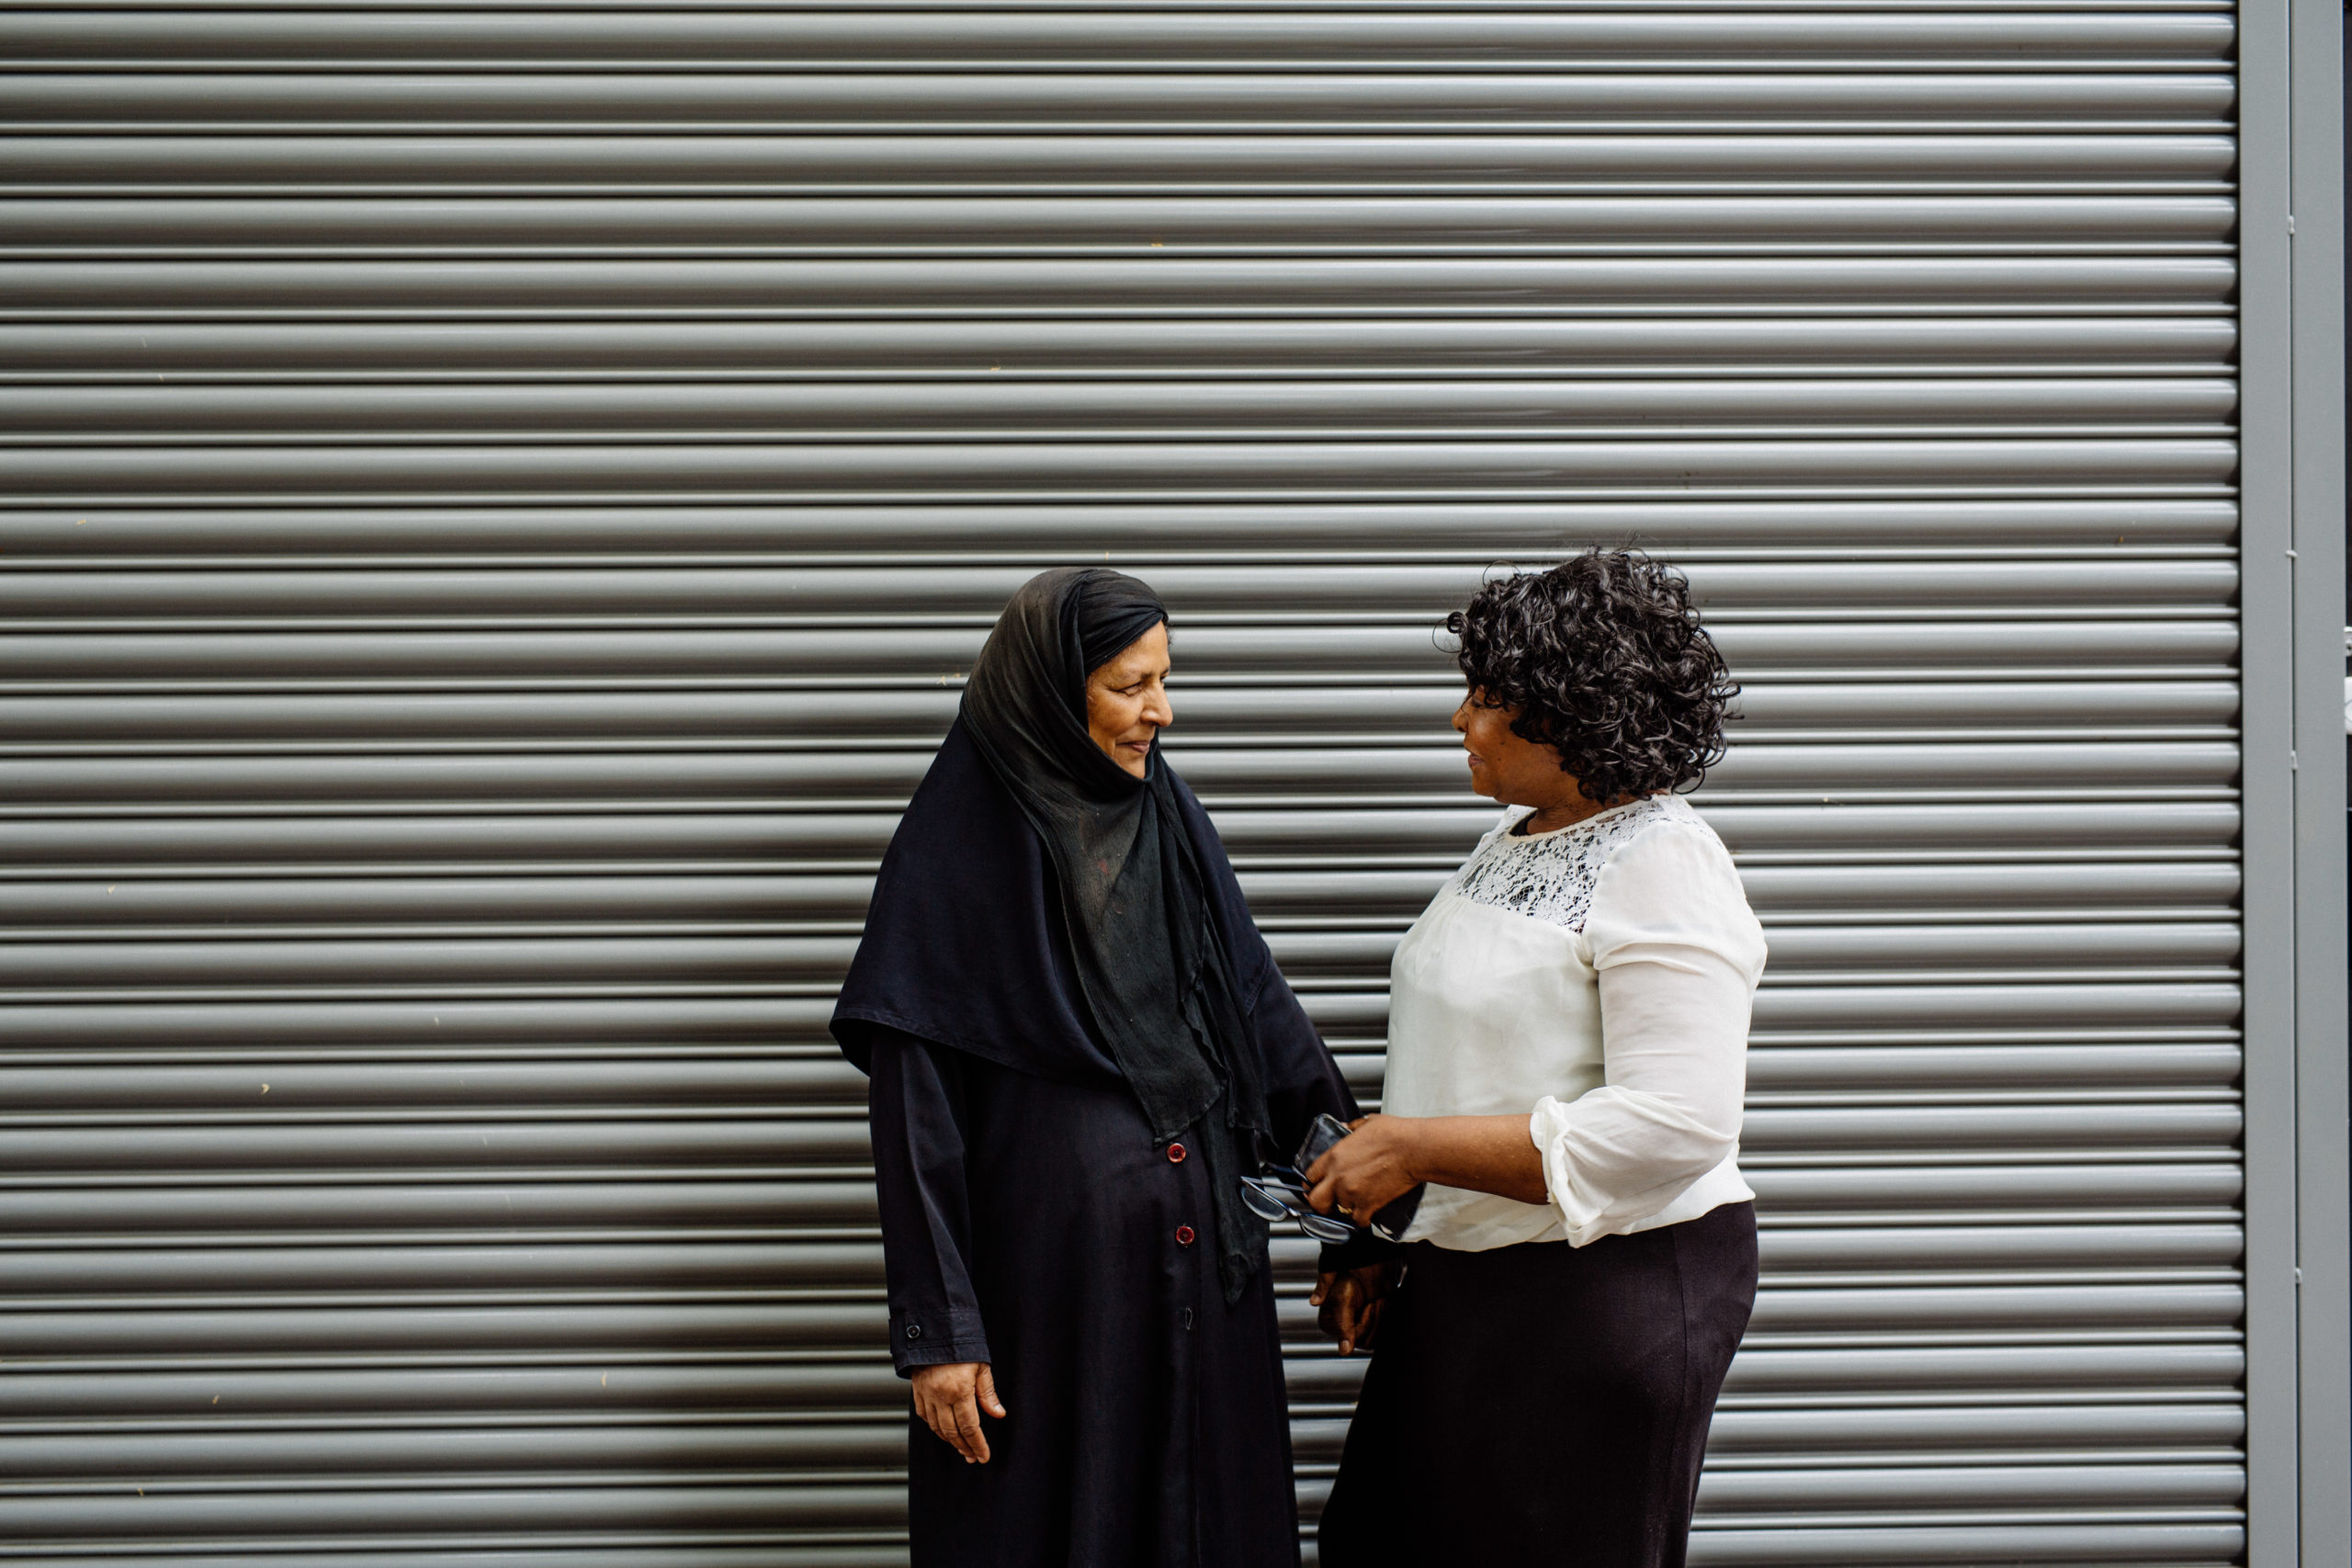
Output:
[1531, 1098, 1604, 1246]
[1531, 1096, 1741, 1248]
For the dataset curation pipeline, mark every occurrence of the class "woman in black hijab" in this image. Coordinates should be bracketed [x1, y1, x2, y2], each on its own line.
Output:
[833, 567, 1365, 1568]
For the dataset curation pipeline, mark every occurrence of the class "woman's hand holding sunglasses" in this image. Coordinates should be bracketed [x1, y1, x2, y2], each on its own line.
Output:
[1302, 1113, 1423, 1226]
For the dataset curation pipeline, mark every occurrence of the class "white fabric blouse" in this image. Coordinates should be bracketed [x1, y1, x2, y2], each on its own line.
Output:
[1382, 794, 1768, 1251]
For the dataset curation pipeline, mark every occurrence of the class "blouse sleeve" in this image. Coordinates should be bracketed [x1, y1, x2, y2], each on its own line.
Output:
[1530, 818, 1767, 1247]
[866, 1027, 993, 1374]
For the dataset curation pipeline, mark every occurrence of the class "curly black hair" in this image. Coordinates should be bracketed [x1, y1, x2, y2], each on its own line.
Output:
[1445, 548, 1737, 804]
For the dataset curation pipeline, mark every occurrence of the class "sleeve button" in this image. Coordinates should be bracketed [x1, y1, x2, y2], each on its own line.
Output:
[1168, 1142, 1187, 1163]
[904, 1323, 923, 1341]
[1174, 1224, 1196, 1247]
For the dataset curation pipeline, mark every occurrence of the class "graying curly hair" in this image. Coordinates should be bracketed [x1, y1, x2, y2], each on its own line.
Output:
[1445, 548, 1737, 803]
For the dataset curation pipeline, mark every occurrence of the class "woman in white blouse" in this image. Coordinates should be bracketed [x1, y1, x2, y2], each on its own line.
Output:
[1304, 549, 1764, 1568]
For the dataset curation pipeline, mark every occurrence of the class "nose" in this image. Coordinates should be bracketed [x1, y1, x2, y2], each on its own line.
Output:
[1146, 685, 1174, 730]
[1452, 696, 1473, 733]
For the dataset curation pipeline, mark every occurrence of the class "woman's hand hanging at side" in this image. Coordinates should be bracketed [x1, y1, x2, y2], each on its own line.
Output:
[910, 1361, 1008, 1464]
[1311, 1261, 1401, 1356]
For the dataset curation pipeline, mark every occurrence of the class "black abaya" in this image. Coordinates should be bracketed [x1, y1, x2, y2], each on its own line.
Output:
[869, 1022, 1348, 1568]
[837, 652, 1360, 1565]
[839, 568, 1289, 1307]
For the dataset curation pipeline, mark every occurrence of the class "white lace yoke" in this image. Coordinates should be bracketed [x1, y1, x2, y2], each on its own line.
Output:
[1448, 794, 1693, 932]
[1385, 788, 1766, 1253]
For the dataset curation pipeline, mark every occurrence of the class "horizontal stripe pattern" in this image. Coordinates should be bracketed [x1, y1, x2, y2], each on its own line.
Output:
[0, 4, 2243, 1564]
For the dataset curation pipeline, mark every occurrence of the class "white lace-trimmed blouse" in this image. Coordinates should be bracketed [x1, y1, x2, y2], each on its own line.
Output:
[1383, 794, 1768, 1251]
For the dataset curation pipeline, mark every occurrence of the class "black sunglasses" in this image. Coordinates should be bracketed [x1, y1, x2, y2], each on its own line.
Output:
[1238, 1166, 1357, 1243]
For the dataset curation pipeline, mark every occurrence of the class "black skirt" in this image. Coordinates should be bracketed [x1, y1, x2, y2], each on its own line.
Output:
[1318, 1201, 1758, 1568]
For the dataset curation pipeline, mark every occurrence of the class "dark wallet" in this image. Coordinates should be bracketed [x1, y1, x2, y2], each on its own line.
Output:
[1295, 1113, 1424, 1242]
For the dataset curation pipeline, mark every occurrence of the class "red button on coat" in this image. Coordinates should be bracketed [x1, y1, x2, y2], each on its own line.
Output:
[1167, 1143, 1187, 1163]
[1175, 1224, 1196, 1247]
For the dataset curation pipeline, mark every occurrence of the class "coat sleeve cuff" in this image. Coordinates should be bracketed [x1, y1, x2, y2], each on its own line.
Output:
[893, 1336, 994, 1377]
[1317, 1228, 1406, 1275]
[888, 1306, 991, 1376]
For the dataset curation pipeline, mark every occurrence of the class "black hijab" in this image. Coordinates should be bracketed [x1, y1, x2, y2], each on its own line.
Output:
[833, 568, 1274, 1303]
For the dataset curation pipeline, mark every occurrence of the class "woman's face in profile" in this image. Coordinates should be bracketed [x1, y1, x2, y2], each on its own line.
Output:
[1453, 689, 1582, 807]
[1086, 621, 1173, 778]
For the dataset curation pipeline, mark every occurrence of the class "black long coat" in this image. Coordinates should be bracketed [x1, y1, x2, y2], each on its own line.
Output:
[843, 734, 1361, 1568]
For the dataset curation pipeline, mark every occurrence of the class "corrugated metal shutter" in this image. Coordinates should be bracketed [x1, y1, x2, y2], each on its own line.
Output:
[0, 6, 2244, 1563]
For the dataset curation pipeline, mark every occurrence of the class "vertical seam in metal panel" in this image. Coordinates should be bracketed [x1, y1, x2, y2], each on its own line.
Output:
[2289, 0, 2352, 1560]
[2237, 2, 2304, 1562]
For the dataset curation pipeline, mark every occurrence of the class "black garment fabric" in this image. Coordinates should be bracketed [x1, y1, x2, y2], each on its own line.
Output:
[836, 661, 1363, 1567]
[869, 1027, 1351, 1568]
[841, 566, 1272, 1304]
[1318, 1202, 1758, 1568]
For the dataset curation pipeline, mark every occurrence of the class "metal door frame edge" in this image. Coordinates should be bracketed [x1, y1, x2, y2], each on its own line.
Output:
[2239, 0, 2349, 1562]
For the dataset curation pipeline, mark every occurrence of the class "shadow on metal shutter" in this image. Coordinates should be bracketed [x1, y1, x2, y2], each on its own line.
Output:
[0, 5, 2243, 1564]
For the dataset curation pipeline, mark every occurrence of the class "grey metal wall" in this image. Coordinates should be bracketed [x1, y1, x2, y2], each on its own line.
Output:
[0, 6, 2245, 1564]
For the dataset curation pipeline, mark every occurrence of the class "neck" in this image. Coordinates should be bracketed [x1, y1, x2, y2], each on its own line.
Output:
[1520, 793, 1635, 834]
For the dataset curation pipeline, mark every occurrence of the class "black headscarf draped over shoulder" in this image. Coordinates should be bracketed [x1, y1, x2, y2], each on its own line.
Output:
[832, 567, 1275, 1303]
